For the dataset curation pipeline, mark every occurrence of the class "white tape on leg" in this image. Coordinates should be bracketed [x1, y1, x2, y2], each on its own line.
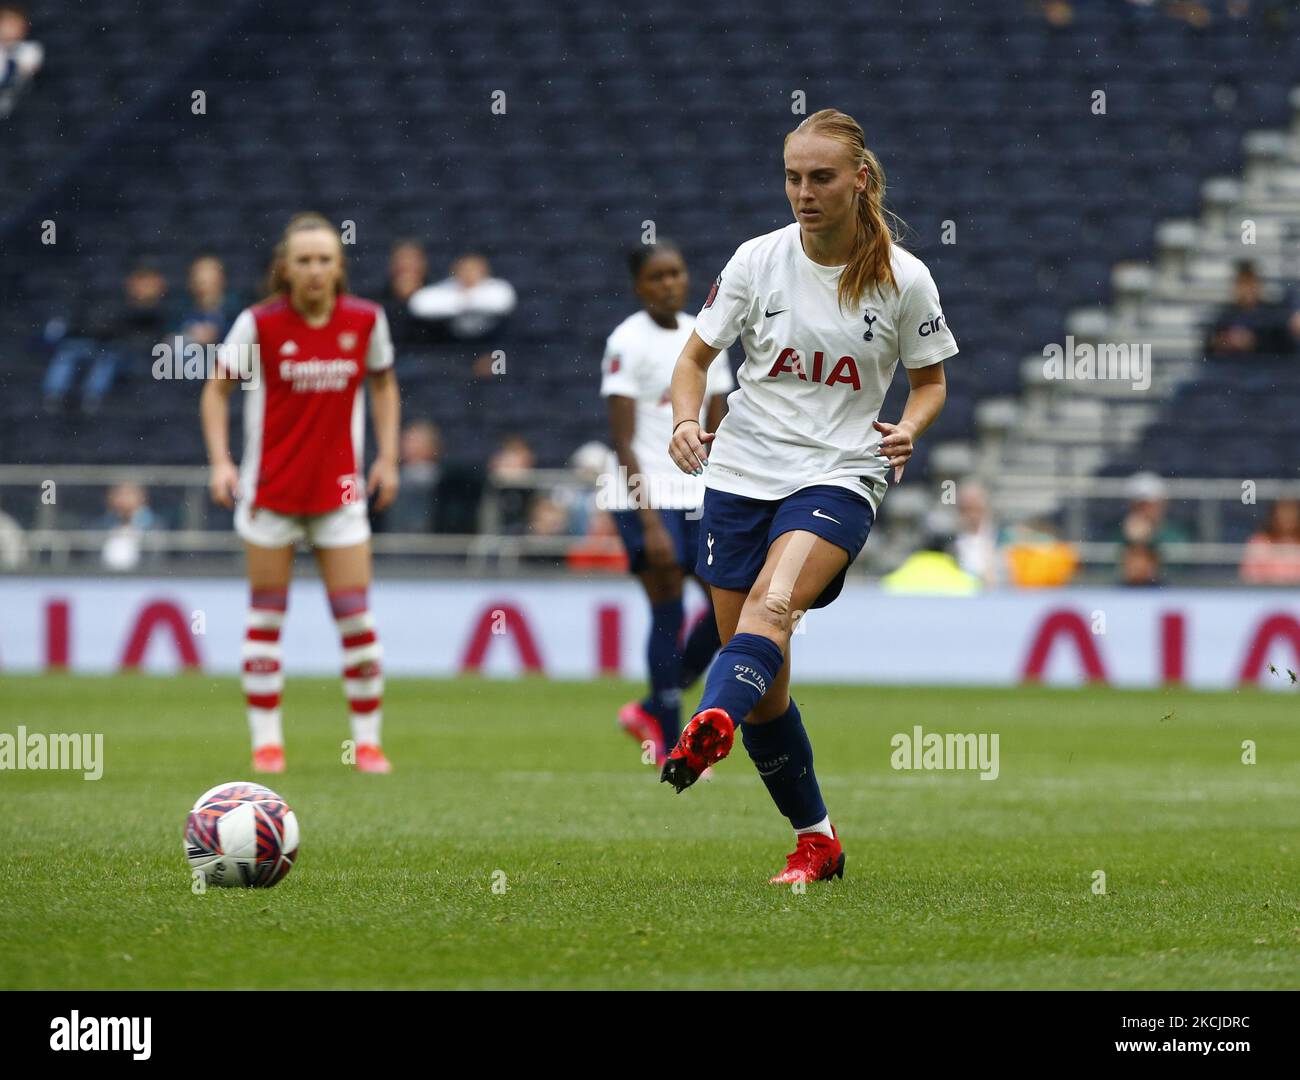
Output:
[765, 530, 818, 617]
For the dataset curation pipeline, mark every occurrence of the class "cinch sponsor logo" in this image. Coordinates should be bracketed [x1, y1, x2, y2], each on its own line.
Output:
[279, 357, 358, 392]
[766, 348, 862, 391]
[918, 313, 946, 337]
[49, 1011, 151, 1060]
[0, 726, 103, 780]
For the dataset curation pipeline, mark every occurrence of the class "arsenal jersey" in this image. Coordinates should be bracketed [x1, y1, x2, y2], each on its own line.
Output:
[219, 295, 394, 516]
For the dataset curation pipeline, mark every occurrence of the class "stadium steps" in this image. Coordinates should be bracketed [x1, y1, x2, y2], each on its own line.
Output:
[950, 83, 1300, 527]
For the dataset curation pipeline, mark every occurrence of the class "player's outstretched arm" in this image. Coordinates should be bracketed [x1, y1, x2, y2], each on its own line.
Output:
[873, 361, 947, 484]
[668, 330, 720, 475]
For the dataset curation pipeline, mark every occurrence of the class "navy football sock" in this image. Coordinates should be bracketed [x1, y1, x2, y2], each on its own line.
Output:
[644, 598, 684, 747]
[677, 610, 721, 689]
[695, 632, 784, 728]
[740, 698, 828, 830]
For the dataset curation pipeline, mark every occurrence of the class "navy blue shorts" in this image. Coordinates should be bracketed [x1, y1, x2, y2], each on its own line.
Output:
[694, 484, 875, 609]
[612, 507, 701, 573]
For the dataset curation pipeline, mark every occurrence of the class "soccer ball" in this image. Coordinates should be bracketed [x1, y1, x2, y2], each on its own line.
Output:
[184, 781, 299, 888]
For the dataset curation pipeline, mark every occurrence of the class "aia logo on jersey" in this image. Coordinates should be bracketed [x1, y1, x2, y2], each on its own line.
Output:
[767, 347, 862, 391]
[704, 273, 721, 309]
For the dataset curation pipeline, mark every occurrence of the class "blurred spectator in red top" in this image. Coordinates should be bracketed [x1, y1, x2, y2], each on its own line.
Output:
[566, 508, 628, 573]
[1240, 499, 1300, 584]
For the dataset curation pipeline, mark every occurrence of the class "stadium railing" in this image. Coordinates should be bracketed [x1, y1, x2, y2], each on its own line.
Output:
[2, 465, 1296, 584]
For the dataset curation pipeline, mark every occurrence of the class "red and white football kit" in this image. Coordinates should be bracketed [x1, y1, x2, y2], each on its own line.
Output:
[219, 295, 394, 548]
[218, 294, 395, 772]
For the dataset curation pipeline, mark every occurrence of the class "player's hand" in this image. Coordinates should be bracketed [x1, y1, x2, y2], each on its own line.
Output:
[368, 456, 400, 511]
[642, 517, 677, 568]
[669, 419, 714, 476]
[209, 459, 240, 508]
[873, 419, 915, 484]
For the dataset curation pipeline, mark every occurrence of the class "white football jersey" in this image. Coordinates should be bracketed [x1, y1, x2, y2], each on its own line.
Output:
[600, 310, 734, 510]
[692, 223, 957, 508]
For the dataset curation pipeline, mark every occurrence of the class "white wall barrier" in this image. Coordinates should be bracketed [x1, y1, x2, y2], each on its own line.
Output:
[1, 578, 1298, 688]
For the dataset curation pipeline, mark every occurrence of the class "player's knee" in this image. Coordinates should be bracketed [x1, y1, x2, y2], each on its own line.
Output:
[752, 597, 793, 637]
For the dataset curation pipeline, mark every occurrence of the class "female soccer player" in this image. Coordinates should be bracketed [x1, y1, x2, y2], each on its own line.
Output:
[600, 242, 735, 762]
[661, 109, 957, 883]
[200, 212, 401, 775]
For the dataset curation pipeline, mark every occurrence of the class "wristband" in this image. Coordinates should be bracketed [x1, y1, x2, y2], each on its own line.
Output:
[672, 418, 700, 433]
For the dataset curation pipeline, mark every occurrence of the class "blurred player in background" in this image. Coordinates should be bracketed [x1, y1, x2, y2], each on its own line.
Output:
[600, 242, 734, 763]
[663, 110, 957, 883]
[200, 212, 401, 775]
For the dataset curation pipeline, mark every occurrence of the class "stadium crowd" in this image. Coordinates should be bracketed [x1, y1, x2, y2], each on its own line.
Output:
[9, 231, 1300, 587]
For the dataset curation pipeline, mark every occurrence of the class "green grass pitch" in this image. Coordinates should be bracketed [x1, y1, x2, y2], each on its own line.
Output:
[1, 674, 1297, 989]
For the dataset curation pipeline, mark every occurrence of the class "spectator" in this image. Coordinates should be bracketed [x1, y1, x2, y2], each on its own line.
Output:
[487, 434, 535, 534]
[1207, 263, 1291, 357]
[521, 495, 567, 570]
[386, 419, 443, 533]
[488, 432, 535, 478]
[0, 4, 42, 118]
[554, 440, 616, 537]
[382, 239, 429, 347]
[528, 496, 569, 538]
[566, 507, 628, 573]
[98, 482, 157, 571]
[953, 480, 1002, 586]
[1240, 498, 1300, 584]
[409, 252, 516, 346]
[176, 255, 239, 347]
[1037, 1, 1074, 28]
[1003, 519, 1079, 588]
[0, 496, 27, 569]
[43, 262, 168, 412]
[1118, 472, 1189, 547]
[1120, 541, 1162, 587]
[881, 515, 980, 595]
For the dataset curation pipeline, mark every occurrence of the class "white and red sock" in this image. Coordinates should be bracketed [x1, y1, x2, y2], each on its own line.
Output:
[243, 588, 286, 749]
[329, 587, 383, 747]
